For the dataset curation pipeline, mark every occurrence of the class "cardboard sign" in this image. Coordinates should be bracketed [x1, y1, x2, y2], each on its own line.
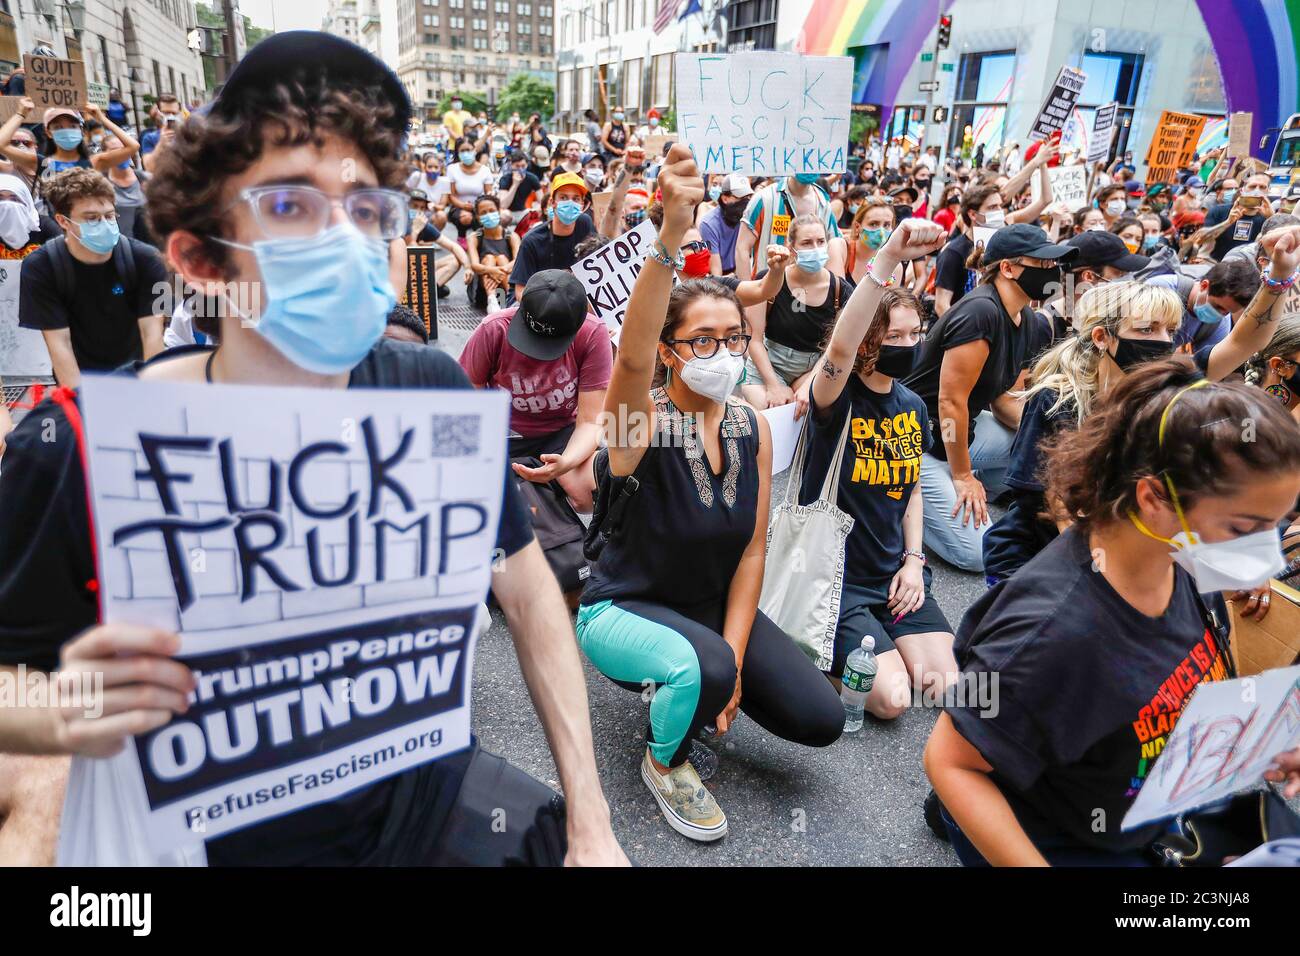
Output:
[76, 375, 509, 854]
[1230, 580, 1300, 676]
[571, 219, 659, 344]
[1122, 665, 1300, 831]
[1087, 102, 1118, 164]
[676, 52, 852, 175]
[1031, 163, 1089, 212]
[23, 54, 87, 122]
[1144, 110, 1206, 185]
[590, 189, 613, 227]
[1228, 111, 1253, 160]
[0, 96, 27, 124]
[0, 257, 50, 377]
[643, 133, 676, 157]
[405, 245, 439, 341]
[1028, 66, 1086, 142]
[87, 81, 110, 109]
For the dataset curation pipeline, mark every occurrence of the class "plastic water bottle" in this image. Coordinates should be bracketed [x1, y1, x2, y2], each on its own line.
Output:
[841, 636, 878, 733]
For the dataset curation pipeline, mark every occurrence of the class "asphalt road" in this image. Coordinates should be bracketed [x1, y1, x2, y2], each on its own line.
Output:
[434, 265, 976, 865]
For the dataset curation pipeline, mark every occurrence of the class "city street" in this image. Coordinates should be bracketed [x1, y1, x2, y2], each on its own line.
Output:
[434, 264, 972, 865]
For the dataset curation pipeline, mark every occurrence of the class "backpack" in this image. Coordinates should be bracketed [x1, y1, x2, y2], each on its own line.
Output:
[511, 456, 589, 592]
[583, 447, 640, 562]
[45, 234, 138, 303]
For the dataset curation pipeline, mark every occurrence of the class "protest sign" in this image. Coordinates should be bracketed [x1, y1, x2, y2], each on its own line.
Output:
[1031, 164, 1089, 212]
[405, 245, 438, 341]
[676, 52, 852, 176]
[0, 96, 27, 124]
[1028, 66, 1086, 142]
[1144, 110, 1206, 184]
[76, 375, 509, 853]
[1121, 665, 1300, 831]
[1228, 111, 1253, 160]
[1087, 102, 1118, 164]
[760, 402, 800, 476]
[0, 258, 50, 377]
[643, 133, 676, 158]
[23, 53, 87, 122]
[571, 219, 659, 344]
[87, 81, 110, 109]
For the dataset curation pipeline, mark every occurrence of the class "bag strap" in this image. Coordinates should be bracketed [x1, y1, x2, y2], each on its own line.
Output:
[1190, 586, 1238, 680]
[112, 235, 136, 291]
[47, 235, 75, 301]
[817, 411, 853, 505]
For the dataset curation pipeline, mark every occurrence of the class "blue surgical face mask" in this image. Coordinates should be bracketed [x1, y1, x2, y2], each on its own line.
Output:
[52, 128, 83, 151]
[215, 224, 395, 374]
[117, 159, 131, 170]
[545, 205, 555, 222]
[1195, 302, 1225, 325]
[613, 111, 625, 122]
[796, 247, 828, 273]
[709, 186, 722, 202]
[1221, 190, 1237, 204]
[649, 117, 659, 128]
[794, 173, 820, 186]
[555, 199, 583, 225]
[73, 217, 119, 254]
[459, 151, 476, 166]
[1142, 234, 1159, 252]
[479, 211, 501, 229]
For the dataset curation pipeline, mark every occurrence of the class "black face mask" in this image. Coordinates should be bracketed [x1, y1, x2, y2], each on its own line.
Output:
[874, 343, 919, 378]
[1012, 264, 1061, 301]
[720, 199, 746, 226]
[1111, 336, 1175, 372]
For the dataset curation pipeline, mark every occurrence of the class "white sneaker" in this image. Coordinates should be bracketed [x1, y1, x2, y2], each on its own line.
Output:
[641, 749, 728, 842]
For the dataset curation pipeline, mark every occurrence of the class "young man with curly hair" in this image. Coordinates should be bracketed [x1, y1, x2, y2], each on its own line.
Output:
[18, 166, 168, 387]
[0, 31, 626, 867]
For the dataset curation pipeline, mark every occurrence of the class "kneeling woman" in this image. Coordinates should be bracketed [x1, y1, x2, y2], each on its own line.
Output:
[925, 360, 1300, 865]
[577, 146, 843, 842]
[806, 218, 958, 719]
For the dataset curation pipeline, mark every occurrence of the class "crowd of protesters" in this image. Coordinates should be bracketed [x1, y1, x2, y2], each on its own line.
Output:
[0, 29, 1299, 869]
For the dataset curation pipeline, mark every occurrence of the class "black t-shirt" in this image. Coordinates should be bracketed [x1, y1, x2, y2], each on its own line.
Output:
[903, 284, 1051, 461]
[508, 214, 594, 289]
[18, 237, 169, 371]
[498, 168, 541, 211]
[0, 337, 534, 866]
[950, 527, 1231, 852]
[802, 375, 931, 588]
[981, 388, 1075, 580]
[759, 269, 853, 353]
[934, 231, 974, 301]
[1204, 203, 1267, 262]
[416, 222, 442, 244]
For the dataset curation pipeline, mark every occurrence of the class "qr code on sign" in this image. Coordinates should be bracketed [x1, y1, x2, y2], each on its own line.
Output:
[430, 414, 480, 457]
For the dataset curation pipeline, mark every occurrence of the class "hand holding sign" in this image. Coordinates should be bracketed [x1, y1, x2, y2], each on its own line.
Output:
[54, 624, 195, 758]
[1264, 746, 1300, 799]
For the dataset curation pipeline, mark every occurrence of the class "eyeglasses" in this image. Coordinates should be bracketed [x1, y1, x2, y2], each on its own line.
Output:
[228, 185, 410, 241]
[666, 333, 752, 359]
[680, 240, 709, 255]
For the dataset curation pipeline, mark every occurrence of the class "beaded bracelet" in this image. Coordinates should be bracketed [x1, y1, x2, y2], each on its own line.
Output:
[863, 256, 896, 289]
[1261, 267, 1299, 292]
[648, 239, 684, 271]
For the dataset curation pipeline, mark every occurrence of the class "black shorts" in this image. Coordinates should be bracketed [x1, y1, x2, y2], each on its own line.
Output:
[508, 421, 575, 461]
[830, 569, 952, 677]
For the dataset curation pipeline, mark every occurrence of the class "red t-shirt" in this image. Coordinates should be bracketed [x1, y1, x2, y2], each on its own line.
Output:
[458, 306, 613, 437]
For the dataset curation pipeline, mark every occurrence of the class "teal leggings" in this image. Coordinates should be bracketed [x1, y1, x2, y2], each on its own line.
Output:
[576, 598, 843, 767]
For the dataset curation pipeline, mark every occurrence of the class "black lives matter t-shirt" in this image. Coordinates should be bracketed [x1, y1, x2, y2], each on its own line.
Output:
[19, 237, 169, 371]
[949, 528, 1230, 852]
[0, 337, 534, 865]
[801, 375, 930, 588]
[904, 284, 1051, 461]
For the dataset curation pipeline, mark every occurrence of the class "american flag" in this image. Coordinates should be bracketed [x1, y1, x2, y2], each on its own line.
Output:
[653, 0, 682, 34]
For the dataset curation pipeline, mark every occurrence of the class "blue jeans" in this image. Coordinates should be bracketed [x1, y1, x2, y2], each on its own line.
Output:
[918, 411, 1016, 573]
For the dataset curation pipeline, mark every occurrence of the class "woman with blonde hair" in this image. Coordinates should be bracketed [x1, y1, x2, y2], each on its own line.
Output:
[983, 235, 1300, 583]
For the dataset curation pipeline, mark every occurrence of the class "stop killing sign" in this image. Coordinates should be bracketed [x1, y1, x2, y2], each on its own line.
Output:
[570, 219, 665, 345]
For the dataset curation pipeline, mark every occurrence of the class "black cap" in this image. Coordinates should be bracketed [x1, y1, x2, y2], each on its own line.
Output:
[983, 223, 1077, 266]
[508, 271, 589, 360]
[1065, 230, 1150, 273]
[889, 184, 918, 201]
[214, 31, 410, 138]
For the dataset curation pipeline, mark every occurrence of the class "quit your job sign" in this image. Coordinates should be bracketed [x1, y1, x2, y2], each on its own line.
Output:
[677, 52, 852, 177]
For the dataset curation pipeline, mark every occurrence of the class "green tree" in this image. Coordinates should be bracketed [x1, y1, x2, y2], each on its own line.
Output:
[495, 73, 554, 122]
[437, 90, 489, 119]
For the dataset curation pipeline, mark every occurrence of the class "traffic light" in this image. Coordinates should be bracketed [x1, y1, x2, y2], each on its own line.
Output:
[937, 14, 952, 50]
